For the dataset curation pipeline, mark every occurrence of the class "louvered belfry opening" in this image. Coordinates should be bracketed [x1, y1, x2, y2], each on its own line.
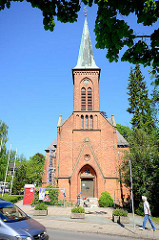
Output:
[81, 86, 92, 111]
[81, 87, 86, 110]
[87, 87, 92, 110]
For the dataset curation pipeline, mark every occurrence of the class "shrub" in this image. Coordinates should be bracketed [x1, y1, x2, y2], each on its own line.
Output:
[71, 206, 85, 213]
[45, 185, 59, 205]
[32, 188, 41, 205]
[135, 202, 144, 216]
[98, 191, 114, 207]
[57, 199, 74, 207]
[32, 185, 59, 206]
[0, 194, 23, 203]
[113, 208, 128, 217]
[35, 202, 48, 210]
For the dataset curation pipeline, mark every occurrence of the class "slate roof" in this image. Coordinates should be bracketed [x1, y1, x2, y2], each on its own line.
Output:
[116, 130, 129, 146]
[45, 138, 57, 151]
[107, 118, 129, 146]
[60, 119, 67, 126]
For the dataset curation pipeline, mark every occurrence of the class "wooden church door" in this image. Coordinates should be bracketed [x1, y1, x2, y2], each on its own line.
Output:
[81, 178, 94, 198]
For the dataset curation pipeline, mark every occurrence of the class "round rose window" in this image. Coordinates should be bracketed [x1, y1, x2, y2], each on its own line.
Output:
[84, 154, 90, 161]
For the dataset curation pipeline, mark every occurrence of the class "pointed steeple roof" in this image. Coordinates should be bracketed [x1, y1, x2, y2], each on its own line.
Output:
[73, 16, 99, 69]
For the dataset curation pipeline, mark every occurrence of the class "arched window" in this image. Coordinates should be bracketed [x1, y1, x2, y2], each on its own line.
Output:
[87, 87, 92, 110]
[81, 115, 84, 129]
[86, 115, 88, 129]
[90, 115, 93, 129]
[81, 87, 86, 110]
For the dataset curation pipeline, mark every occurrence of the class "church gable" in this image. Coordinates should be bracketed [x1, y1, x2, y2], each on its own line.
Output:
[70, 138, 105, 179]
[42, 15, 129, 203]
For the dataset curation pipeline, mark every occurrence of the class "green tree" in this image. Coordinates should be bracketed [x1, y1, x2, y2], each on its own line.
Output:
[4, 150, 26, 177]
[122, 129, 159, 216]
[150, 80, 159, 127]
[116, 124, 132, 141]
[12, 153, 45, 194]
[12, 162, 28, 194]
[26, 153, 45, 186]
[127, 64, 154, 132]
[150, 145, 159, 216]
[0, 1, 158, 84]
[0, 120, 8, 181]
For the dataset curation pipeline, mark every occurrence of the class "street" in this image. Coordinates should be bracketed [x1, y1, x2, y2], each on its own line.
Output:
[47, 229, 141, 240]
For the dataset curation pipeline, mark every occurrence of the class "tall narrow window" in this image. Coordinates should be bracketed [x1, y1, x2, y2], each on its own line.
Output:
[81, 115, 84, 129]
[87, 87, 92, 110]
[81, 87, 86, 110]
[48, 171, 52, 183]
[90, 115, 93, 129]
[86, 115, 88, 129]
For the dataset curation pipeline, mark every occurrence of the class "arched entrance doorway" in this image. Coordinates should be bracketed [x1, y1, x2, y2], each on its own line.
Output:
[79, 164, 97, 198]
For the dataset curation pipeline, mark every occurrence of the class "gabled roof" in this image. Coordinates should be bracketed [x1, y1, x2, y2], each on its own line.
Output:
[57, 115, 67, 127]
[107, 117, 129, 147]
[60, 118, 67, 126]
[45, 138, 57, 151]
[116, 130, 129, 147]
[73, 17, 99, 69]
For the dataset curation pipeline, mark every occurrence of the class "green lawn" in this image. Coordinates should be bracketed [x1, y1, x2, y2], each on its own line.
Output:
[152, 217, 159, 224]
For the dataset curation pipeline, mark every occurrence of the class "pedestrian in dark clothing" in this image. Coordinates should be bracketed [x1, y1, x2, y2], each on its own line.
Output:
[77, 193, 81, 207]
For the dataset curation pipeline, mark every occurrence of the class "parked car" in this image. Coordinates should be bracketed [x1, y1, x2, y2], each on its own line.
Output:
[0, 199, 49, 240]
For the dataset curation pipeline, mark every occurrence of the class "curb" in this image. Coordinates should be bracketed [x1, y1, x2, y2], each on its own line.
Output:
[35, 218, 159, 240]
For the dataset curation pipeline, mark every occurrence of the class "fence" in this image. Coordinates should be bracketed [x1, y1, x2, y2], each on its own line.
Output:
[32, 187, 74, 207]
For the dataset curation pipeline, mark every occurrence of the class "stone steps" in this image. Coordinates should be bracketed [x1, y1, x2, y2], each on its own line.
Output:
[81, 197, 98, 208]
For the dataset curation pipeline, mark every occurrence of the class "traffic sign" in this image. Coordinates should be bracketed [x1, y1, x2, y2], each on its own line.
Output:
[43, 194, 50, 202]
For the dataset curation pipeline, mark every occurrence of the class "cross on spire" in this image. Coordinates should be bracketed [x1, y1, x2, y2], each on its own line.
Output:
[84, 6, 87, 17]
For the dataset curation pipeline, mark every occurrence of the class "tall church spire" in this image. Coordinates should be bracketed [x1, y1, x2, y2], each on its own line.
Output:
[74, 16, 99, 69]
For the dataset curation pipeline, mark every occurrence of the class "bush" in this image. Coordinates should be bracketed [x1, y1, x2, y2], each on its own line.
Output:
[98, 191, 114, 207]
[58, 199, 74, 207]
[32, 189, 40, 205]
[0, 194, 23, 203]
[46, 185, 59, 205]
[35, 202, 48, 210]
[71, 206, 85, 213]
[135, 202, 144, 216]
[32, 185, 59, 206]
[113, 208, 128, 217]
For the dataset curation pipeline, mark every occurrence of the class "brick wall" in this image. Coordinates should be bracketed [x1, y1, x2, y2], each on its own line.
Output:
[42, 69, 129, 205]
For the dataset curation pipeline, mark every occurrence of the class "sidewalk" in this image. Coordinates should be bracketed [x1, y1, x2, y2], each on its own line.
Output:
[17, 201, 159, 239]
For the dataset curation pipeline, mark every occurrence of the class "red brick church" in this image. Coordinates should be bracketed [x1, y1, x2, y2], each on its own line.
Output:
[42, 16, 129, 204]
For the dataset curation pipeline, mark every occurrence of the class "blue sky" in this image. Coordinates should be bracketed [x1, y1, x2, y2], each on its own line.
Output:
[0, 2, 158, 160]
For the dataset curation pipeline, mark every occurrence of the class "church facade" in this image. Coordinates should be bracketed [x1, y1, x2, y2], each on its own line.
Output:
[42, 17, 129, 204]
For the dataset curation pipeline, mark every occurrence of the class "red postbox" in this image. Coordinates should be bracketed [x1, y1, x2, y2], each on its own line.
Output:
[23, 184, 35, 205]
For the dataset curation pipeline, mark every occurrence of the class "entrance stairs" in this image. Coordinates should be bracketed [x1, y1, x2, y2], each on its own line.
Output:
[81, 197, 98, 208]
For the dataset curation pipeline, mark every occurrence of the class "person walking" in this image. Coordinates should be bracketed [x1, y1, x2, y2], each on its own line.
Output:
[77, 193, 81, 207]
[139, 196, 156, 231]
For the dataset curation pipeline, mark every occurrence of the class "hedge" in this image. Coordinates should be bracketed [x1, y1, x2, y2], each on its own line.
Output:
[0, 194, 23, 203]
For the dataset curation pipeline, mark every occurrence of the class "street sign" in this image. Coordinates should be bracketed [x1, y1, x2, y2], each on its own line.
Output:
[43, 194, 50, 202]
[39, 188, 45, 200]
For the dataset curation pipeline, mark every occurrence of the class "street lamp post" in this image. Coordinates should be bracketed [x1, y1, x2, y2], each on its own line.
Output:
[2, 144, 12, 197]
[129, 159, 135, 231]
[10, 149, 17, 195]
